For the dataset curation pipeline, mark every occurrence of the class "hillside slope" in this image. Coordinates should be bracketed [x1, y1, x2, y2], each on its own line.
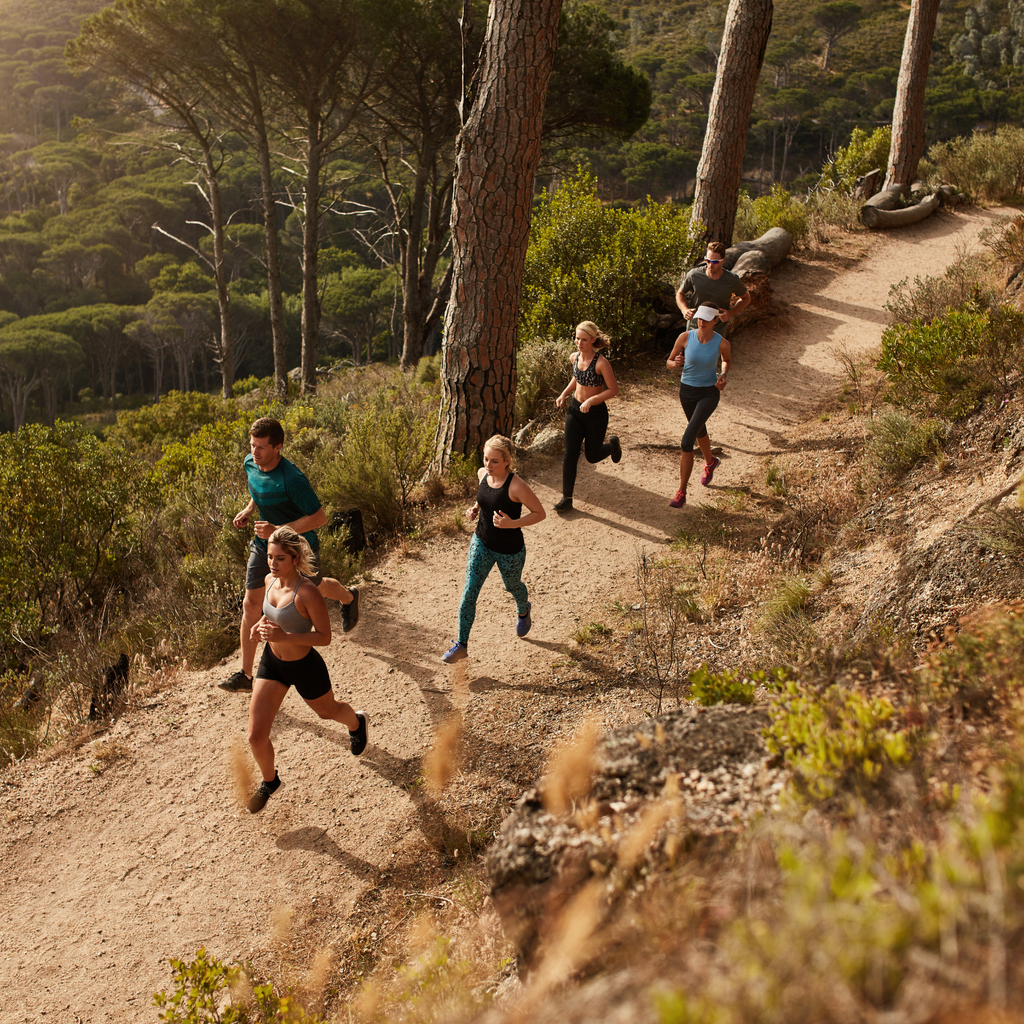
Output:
[0, 205, 1012, 1023]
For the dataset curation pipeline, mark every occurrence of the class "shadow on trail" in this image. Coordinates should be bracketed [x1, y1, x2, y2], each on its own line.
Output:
[275, 825, 377, 877]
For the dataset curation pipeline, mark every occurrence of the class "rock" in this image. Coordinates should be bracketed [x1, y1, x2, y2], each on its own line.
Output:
[527, 426, 563, 455]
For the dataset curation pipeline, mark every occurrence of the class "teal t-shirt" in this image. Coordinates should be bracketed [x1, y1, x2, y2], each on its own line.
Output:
[680, 329, 723, 387]
[244, 454, 321, 551]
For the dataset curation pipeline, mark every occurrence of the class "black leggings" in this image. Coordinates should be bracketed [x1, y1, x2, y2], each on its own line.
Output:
[679, 382, 720, 453]
[563, 397, 614, 497]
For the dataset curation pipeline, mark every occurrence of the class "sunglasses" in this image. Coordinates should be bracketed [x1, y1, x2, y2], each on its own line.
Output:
[705, 258, 723, 265]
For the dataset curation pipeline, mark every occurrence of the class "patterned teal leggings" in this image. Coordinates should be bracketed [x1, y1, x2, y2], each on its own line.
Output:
[458, 534, 529, 643]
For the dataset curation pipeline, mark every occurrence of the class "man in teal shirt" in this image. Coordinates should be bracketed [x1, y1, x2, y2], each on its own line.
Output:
[218, 416, 359, 692]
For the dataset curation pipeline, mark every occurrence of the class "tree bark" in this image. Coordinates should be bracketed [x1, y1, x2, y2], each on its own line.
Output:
[885, 0, 940, 189]
[435, 0, 562, 465]
[691, 0, 773, 245]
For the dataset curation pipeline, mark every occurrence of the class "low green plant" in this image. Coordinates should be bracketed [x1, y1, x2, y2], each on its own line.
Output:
[864, 410, 947, 479]
[733, 184, 808, 244]
[445, 451, 479, 498]
[884, 252, 999, 326]
[764, 457, 787, 496]
[688, 663, 756, 706]
[924, 125, 1024, 202]
[765, 682, 918, 808]
[819, 126, 892, 192]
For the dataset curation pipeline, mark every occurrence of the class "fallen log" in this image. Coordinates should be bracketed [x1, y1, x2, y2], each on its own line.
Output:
[724, 226, 792, 273]
[860, 191, 940, 229]
[861, 184, 905, 212]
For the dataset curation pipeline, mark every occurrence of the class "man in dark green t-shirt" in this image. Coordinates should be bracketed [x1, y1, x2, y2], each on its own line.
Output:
[676, 240, 751, 331]
[218, 417, 359, 693]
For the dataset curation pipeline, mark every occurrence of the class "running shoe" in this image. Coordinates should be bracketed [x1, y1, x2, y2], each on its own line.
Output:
[218, 670, 252, 693]
[247, 774, 281, 813]
[610, 436, 623, 464]
[441, 641, 468, 663]
[516, 602, 532, 638]
[668, 489, 687, 508]
[701, 456, 721, 486]
[349, 712, 369, 756]
[341, 587, 359, 633]
[554, 497, 573, 512]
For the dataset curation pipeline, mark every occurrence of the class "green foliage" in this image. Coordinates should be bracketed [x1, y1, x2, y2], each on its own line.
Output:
[516, 335, 574, 423]
[733, 185, 808, 244]
[877, 306, 990, 416]
[688, 663, 756, 706]
[0, 421, 156, 661]
[445, 451, 479, 498]
[320, 384, 437, 533]
[153, 947, 327, 1023]
[820, 126, 892, 191]
[107, 391, 236, 461]
[883, 251, 1000, 326]
[924, 125, 1024, 201]
[765, 681, 917, 807]
[521, 170, 701, 355]
[864, 410, 947, 479]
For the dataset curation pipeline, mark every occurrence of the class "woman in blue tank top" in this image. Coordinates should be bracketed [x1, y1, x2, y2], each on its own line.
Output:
[244, 525, 369, 813]
[441, 435, 546, 664]
[665, 304, 732, 508]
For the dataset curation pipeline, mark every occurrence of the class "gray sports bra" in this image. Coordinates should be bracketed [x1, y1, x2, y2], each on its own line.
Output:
[263, 578, 313, 634]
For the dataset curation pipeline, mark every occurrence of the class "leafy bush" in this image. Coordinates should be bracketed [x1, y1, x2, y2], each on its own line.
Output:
[864, 410, 947, 479]
[765, 682, 918, 808]
[445, 451, 480, 498]
[516, 334, 574, 423]
[819, 126, 892, 191]
[877, 306, 988, 416]
[805, 186, 862, 241]
[0, 422, 156, 662]
[733, 185, 808, 244]
[688, 663, 756, 706]
[320, 384, 437, 533]
[884, 251, 1000, 326]
[521, 169, 701, 355]
[924, 125, 1024, 201]
[106, 390, 234, 461]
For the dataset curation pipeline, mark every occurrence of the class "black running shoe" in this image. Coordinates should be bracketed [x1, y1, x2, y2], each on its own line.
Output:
[349, 711, 369, 756]
[610, 435, 622, 463]
[341, 588, 360, 633]
[553, 497, 573, 512]
[247, 774, 281, 813]
[218, 670, 252, 693]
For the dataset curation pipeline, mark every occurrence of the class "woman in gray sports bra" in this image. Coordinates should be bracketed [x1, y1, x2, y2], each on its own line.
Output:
[243, 525, 369, 814]
[553, 320, 623, 512]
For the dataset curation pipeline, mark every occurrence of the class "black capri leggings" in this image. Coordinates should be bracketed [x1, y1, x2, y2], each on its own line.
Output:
[563, 397, 614, 497]
[678, 382, 720, 453]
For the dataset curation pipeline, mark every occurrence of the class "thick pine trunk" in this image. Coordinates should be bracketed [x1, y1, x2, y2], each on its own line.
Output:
[691, 0, 773, 245]
[435, 0, 562, 464]
[885, 0, 940, 190]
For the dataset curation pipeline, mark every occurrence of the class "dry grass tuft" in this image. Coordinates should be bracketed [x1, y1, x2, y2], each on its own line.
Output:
[540, 717, 601, 815]
[424, 714, 463, 798]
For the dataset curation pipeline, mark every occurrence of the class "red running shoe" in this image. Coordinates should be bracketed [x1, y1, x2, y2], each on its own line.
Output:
[668, 489, 686, 508]
[701, 455, 721, 486]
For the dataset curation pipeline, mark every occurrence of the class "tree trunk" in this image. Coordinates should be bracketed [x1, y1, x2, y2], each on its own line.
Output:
[861, 191, 940, 229]
[300, 115, 322, 395]
[435, 0, 562, 465]
[885, 0, 940, 189]
[692, 0, 773, 244]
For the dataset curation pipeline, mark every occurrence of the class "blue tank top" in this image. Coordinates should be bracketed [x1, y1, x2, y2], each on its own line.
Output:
[475, 471, 525, 555]
[263, 578, 313, 634]
[680, 329, 723, 387]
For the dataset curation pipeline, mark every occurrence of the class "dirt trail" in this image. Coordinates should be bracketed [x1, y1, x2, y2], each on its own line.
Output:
[0, 205, 1010, 1023]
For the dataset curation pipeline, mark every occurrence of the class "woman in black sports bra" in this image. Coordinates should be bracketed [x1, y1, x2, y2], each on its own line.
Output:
[553, 320, 622, 512]
[244, 525, 368, 814]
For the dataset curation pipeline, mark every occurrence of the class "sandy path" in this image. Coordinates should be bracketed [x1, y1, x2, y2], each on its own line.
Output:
[0, 204, 1009, 1023]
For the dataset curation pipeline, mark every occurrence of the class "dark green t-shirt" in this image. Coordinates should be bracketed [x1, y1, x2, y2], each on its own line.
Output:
[244, 454, 321, 551]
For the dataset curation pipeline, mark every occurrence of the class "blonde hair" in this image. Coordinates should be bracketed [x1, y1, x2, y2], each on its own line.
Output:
[482, 434, 515, 471]
[576, 321, 610, 350]
[267, 525, 315, 576]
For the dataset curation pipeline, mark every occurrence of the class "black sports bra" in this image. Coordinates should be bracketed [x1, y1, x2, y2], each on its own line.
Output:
[573, 352, 606, 388]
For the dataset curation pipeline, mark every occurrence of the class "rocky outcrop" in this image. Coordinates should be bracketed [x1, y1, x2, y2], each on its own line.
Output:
[484, 705, 784, 969]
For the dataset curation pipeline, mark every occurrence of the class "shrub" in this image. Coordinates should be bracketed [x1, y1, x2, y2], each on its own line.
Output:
[106, 390, 234, 461]
[521, 169, 701, 355]
[805, 186, 862, 242]
[733, 185, 808, 244]
[516, 334, 574, 423]
[320, 384, 437, 533]
[924, 125, 1024, 201]
[445, 451, 480, 498]
[819, 126, 892, 192]
[864, 410, 947, 479]
[877, 306, 989, 416]
[765, 681, 918, 808]
[884, 251, 1000, 326]
[688, 663, 756, 706]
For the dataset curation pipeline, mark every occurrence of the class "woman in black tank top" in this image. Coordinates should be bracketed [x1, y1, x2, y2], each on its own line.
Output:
[553, 320, 623, 512]
[441, 436, 546, 664]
